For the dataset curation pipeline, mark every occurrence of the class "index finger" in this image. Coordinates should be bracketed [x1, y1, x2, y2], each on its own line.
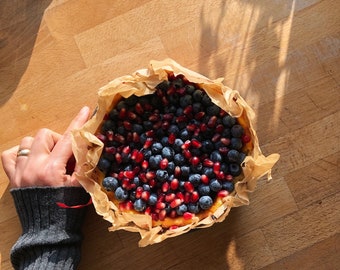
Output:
[50, 106, 90, 162]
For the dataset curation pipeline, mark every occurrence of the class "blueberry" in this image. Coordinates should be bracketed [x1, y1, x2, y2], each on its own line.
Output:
[101, 120, 116, 132]
[229, 163, 242, 176]
[222, 181, 234, 192]
[151, 142, 163, 154]
[156, 169, 169, 182]
[125, 95, 138, 106]
[230, 138, 243, 150]
[149, 155, 162, 169]
[174, 153, 185, 166]
[210, 151, 222, 162]
[173, 138, 184, 152]
[115, 187, 128, 201]
[176, 204, 188, 216]
[198, 184, 211, 195]
[193, 89, 204, 101]
[222, 115, 236, 127]
[199, 196, 213, 210]
[231, 125, 244, 138]
[172, 78, 184, 89]
[201, 94, 213, 106]
[168, 124, 180, 135]
[102, 177, 119, 191]
[162, 146, 175, 160]
[188, 203, 200, 214]
[181, 166, 190, 178]
[189, 173, 201, 187]
[97, 157, 111, 173]
[161, 136, 169, 146]
[167, 161, 175, 173]
[185, 84, 196, 94]
[143, 120, 153, 130]
[148, 193, 158, 205]
[192, 102, 203, 113]
[190, 163, 203, 174]
[129, 191, 136, 201]
[210, 179, 222, 192]
[134, 199, 146, 212]
[180, 95, 193, 108]
[201, 140, 214, 153]
[132, 177, 140, 187]
[206, 104, 220, 116]
[227, 149, 240, 163]
[202, 167, 215, 178]
[157, 80, 171, 91]
[116, 100, 127, 110]
[179, 129, 190, 141]
[109, 109, 119, 120]
[132, 124, 144, 134]
[142, 149, 152, 160]
[143, 184, 151, 191]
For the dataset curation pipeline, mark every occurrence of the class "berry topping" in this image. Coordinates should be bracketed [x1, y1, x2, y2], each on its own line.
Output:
[97, 75, 250, 223]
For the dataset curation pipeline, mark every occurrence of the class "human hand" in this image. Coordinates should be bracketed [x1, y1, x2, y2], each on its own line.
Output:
[1, 106, 90, 188]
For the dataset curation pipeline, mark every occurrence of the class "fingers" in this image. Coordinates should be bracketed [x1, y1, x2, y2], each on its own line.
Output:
[29, 129, 62, 157]
[16, 136, 34, 170]
[50, 106, 90, 163]
[1, 145, 19, 181]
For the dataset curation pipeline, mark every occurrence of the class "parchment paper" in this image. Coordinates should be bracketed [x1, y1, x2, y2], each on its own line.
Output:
[71, 59, 280, 247]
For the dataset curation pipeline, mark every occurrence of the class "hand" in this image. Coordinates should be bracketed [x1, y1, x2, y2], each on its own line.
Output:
[1, 106, 90, 188]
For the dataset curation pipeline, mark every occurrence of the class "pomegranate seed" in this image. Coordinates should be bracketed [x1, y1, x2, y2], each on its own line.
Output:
[141, 160, 149, 170]
[158, 209, 167, 221]
[170, 225, 179, 230]
[213, 162, 221, 174]
[123, 121, 132, 130]
[225, 174, 233, 181]
[123, 170, 134, 179]
[168, 133, 176, 144]
[183, 149, 192, 159]
[135, 103, 144, 115]
[170, 178, 179, 190]
[162, 182, 170, 193]
[191, 139, 202, 148]
[121, 178, 130, 189]
[203, 158, 214, 167]
[201, 174, 210, 184]
[184, 192, 191, 203]
[149, 114, 160, 122]
[160, 158, 169, 169]
[145, 206, 152, 215]
[216, 171, 225, 180]
[190, 156, 200, 166]
[106, 130, 114, 141]
[215, 124, 224, 133]
[141, 191, 150, 201]
[163, 113, 174, 121]
[170, 198, 182, 208]
[149, 179, 157, 188]
[165, 193, 176, 202]
[191, 191, 199, 202]
[218, 190, 229, 198]
[153, 121, 162, 129]
[212, 134, 221, 143]
[105, 146, 116, 154]
[156, 201, 166, 210]
[174, 166, 181, 177]
[143, 138, 153, 149]
[184, 182, 194, 193]
[169, 210, 177, 218]
[242, 134, 251, 143]
[183, 212, 194, 220]
[200, 123, 208, 132]
[115, 134, 125, 144]
[132, 132, 140, 143]
[176, 115, 188, 123]
[146, 171, 156, 180]
[151, 213, 159, 221]
[195, 111, 205, 120]
[119, 108, 127, 118]
[186, 123, 196, 132]
[145, 130, 155, 137]
[176, 192, 184, 202]
[183, 105, 193, 115]
[181, 140, 191, 150]
[115, 153, 122, 164]
[97, 134, 107, 143]
[135, 187, 143, 199]
[220, 138, 231, 146]
[208, 116, 217, 128]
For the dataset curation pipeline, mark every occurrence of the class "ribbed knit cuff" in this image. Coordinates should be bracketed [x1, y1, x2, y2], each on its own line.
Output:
[10, 187, 91, 270]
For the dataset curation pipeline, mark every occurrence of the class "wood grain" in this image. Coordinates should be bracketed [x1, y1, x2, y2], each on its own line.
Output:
[0, 0, 339, 269]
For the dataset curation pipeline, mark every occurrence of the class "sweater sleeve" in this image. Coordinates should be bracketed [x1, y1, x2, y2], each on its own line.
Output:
[10, 186, 91, 270]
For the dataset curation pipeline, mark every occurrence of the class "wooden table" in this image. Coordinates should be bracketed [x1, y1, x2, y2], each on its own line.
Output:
[0, 1, 339, 269]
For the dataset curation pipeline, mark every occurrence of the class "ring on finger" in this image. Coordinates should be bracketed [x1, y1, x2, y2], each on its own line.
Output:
[17, 148, 31, 157]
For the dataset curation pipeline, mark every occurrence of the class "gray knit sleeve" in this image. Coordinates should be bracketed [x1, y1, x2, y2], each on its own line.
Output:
[10, 187, 91, 270]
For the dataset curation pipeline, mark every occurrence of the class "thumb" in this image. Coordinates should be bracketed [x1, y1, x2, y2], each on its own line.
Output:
[51, 106, 91, 162]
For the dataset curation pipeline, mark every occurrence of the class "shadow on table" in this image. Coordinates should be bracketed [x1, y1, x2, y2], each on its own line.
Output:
[0, 0, 52, 106]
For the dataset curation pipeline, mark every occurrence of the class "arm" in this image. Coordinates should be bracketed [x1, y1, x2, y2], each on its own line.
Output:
[11, 187, 90, 270]
[2, 106, 91, 270]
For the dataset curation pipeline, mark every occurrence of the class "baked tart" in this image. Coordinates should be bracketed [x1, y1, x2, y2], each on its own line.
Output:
[72, 59, 279, 246]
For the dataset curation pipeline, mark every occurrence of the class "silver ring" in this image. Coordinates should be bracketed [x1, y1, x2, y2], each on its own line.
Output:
[17, 149, 31, 157]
